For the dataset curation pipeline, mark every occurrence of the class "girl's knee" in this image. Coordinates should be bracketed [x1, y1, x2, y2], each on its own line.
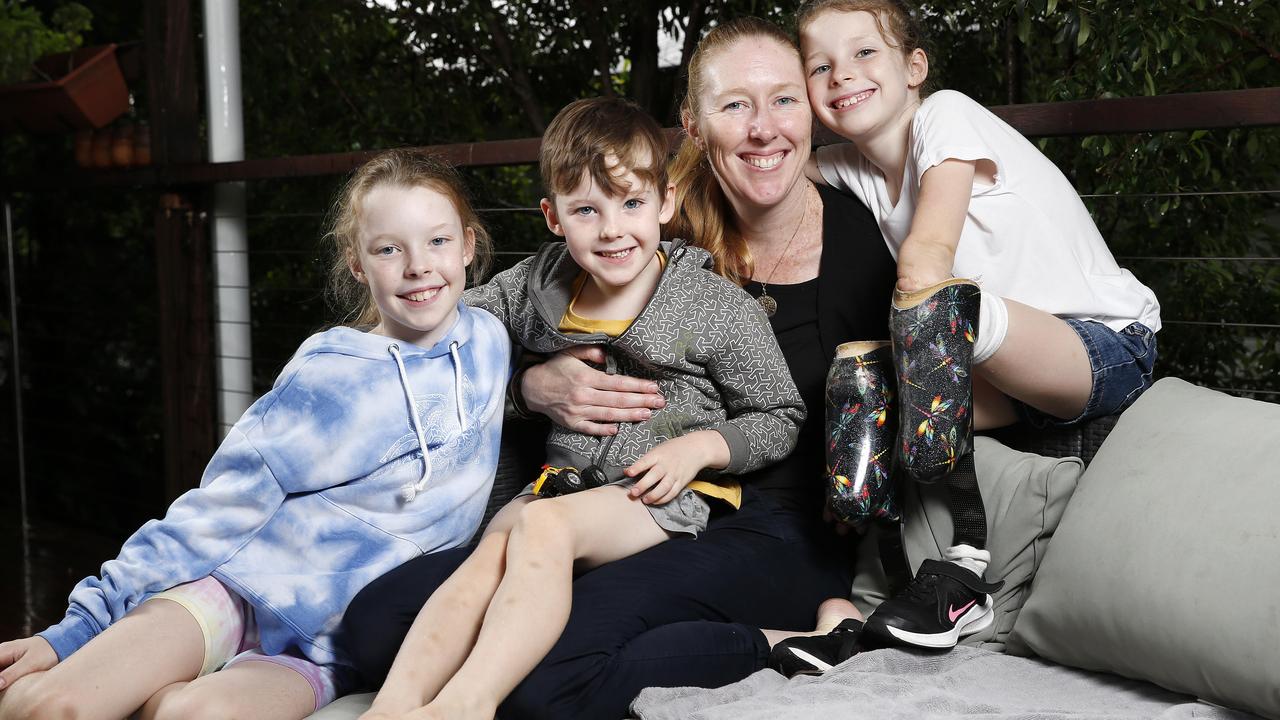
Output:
[0, 675, 83, 720]
[147, 685, 255, 720]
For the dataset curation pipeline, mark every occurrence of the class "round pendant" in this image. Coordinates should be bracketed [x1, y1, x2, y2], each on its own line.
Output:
[757, 293, 777, 317]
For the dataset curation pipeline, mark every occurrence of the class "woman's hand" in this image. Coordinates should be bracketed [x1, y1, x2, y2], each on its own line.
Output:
[521, 346, 665, 436]
[625, 430, 730, 505]
[0, 636, 57, 691]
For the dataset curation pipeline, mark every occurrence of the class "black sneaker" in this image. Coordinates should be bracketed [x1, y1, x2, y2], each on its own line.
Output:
[863, 559, 1003, 649]
[767, 618, 864, 677]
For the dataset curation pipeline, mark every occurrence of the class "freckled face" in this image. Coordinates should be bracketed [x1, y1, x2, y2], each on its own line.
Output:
[801, 10, 926, 142]
[350, 184, 474, 349]
[686, 37, 813, 213]
[542, 154, 675, 294]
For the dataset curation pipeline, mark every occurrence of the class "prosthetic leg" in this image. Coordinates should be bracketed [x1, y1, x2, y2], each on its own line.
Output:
[863, 278, 1003, 649]
[825, 340, 899, 527]
[890, 278, 979, 483]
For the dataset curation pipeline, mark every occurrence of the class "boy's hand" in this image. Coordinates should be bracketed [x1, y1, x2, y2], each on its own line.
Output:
[0, 636, 57, 691]
[625, 431, 730, 505]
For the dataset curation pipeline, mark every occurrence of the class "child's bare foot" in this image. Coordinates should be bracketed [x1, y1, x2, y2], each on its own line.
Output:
[760, 596, 862, 648]
[766, 597, 867, 677]
[406, 691, 496, 720]
[359, 711, 407, 720]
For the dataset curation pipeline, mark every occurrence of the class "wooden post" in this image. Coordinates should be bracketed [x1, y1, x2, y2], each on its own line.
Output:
[145, 0, 214, 502]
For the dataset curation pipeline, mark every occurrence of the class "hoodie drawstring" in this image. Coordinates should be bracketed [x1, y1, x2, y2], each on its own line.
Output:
[449, 342, 465, 428]
[389, 341, 465, 502]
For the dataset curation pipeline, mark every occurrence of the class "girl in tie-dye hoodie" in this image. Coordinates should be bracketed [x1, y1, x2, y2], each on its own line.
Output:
[0, 151, 511, 720]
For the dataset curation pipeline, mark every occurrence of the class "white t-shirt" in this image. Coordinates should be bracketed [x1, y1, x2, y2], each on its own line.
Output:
[817, 89, 1160, 333]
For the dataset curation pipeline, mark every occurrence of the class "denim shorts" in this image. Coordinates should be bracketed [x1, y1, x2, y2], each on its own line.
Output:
[1015, 319, 1157, 429]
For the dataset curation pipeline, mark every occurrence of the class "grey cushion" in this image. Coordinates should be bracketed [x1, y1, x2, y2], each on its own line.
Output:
[851, 435, 1084, 651]
[1007, 378, 1280, 719]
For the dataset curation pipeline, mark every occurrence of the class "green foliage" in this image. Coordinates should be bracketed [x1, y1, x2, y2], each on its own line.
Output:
[922, 0, 1280, 398]
[0, 0, 91, 84]
[230, 0, 1280, 397]
[3, 3, 1279, 542]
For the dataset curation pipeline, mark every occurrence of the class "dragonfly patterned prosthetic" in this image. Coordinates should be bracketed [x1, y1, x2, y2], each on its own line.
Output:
[890, 278, 980, 484]
[825, 340, 899, 526]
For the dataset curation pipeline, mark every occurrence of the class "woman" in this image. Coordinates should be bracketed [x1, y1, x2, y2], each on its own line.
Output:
[342, 17, 897, 719]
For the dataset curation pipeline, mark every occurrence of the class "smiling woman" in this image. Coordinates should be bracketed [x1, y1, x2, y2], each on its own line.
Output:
[668, 18, 821, 289]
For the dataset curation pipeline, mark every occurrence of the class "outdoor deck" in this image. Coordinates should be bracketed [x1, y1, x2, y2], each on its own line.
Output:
[1, 0, 1278, 646]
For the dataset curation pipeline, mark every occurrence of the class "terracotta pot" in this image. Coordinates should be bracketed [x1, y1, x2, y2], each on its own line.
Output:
[0, 44, 130, 134]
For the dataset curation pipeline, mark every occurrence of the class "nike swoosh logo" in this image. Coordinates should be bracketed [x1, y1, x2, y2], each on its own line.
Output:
[948, 599, 977, 623]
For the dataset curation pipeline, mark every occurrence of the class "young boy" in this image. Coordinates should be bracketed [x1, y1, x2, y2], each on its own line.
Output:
[358, 97, 806, 719]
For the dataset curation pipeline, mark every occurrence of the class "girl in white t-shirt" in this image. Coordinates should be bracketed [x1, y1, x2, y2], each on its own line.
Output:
[784, 0, 1157, 655]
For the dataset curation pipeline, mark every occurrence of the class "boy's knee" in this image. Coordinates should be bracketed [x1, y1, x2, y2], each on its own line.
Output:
[513, 499, 571, 543]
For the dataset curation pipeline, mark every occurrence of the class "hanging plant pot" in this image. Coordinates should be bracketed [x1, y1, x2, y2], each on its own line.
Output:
[0, 44, 130, 134]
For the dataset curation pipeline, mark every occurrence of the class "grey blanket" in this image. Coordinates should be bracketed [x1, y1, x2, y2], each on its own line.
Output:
[631, 647, 1255, 720]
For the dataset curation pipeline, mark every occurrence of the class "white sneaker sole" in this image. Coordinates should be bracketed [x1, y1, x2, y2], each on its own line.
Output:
[783, 647, 834, 674]
[883, 595, 994, 649]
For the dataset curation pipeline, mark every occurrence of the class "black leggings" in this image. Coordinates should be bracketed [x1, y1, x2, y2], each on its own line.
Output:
[341, 486, 854, 719]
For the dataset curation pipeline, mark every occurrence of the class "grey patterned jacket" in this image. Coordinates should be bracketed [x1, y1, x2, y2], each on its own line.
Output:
[463, 240, 805, 482]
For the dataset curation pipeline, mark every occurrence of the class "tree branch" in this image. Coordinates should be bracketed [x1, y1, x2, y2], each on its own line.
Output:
[667, 0, 708, 120]
[476, 1, 546, 133]
[627, 0, 660, 116]
[577, 0, 617, 96]
[1223, 23, 1280, 64]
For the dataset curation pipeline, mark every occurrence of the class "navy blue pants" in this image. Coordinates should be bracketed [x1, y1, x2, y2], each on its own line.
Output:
[341, 486, 854, 719]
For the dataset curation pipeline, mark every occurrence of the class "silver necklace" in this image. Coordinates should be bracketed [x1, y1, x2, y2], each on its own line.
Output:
[755, 209, 805, 318]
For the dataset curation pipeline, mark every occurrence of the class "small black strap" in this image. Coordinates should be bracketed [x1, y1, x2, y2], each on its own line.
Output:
[877, 515, 911, 597]
[831, 618, 866, 658]
[917, 558, 1005, 594]
[880, 450, 993, 593]
[945, 450, 987, 550]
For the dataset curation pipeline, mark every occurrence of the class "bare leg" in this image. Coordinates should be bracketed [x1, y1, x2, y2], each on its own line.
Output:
[760, 597, 862, 648]
[0, 598, 203, 720]
[363, 497, 534, 718]
[974, 297, 1092, 425]
[973, 373, 1019, 431]
[419, 487, 671, 719]
[138, 659, 315, 720]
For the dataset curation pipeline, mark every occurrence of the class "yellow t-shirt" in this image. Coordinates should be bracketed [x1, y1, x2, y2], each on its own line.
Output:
[557, 253, 742, 509]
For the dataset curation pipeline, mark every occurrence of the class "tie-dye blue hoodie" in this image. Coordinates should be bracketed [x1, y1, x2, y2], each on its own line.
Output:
[37, 303, 511, 669]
